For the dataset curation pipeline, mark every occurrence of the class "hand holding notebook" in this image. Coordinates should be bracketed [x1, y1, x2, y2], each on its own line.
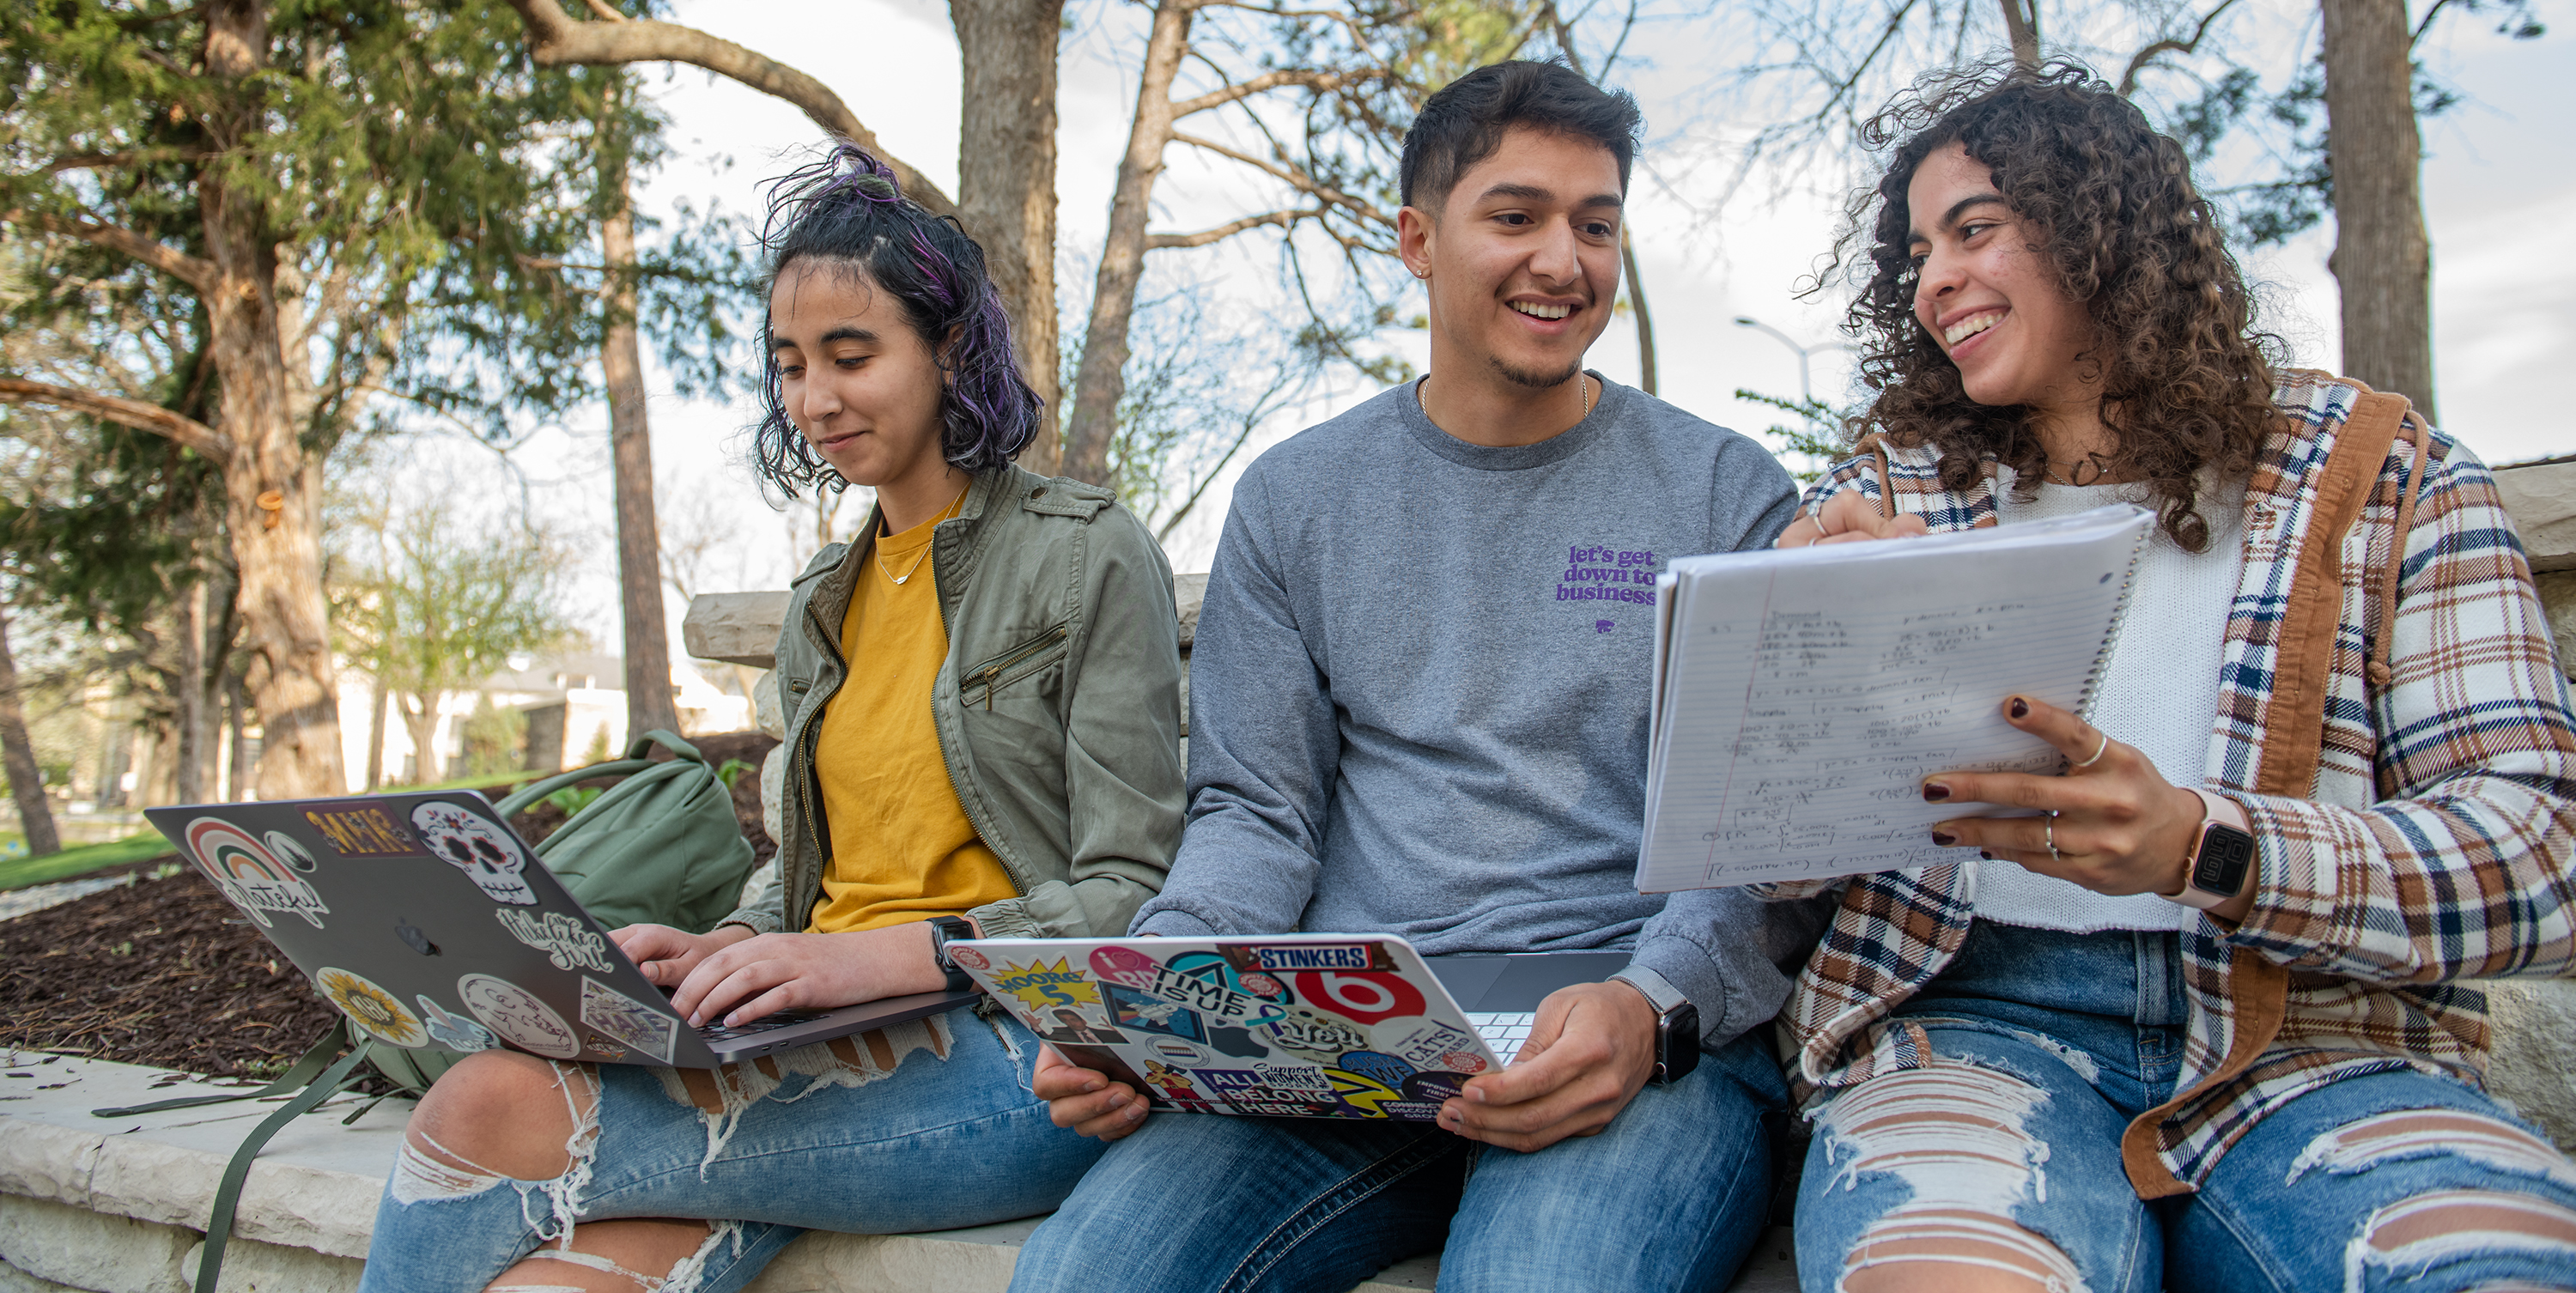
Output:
[1638, 504, 2154, 892]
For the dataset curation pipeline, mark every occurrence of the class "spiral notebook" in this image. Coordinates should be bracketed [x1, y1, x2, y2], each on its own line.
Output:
[1637, 504, 2154, 892]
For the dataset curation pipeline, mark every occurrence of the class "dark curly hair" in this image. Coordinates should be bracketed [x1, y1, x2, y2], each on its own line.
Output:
[750, 143, 1040, 495]
[1826, 60, 2286, 551]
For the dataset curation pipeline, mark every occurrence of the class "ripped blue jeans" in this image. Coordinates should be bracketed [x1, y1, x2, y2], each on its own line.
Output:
[1795, 922, 2576, 1293]
[356, 1005, 1103, 1293]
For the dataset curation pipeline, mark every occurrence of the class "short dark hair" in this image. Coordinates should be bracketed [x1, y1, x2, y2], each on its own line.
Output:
[1399, 61, 1642, 214]
[750, 143, 1041, 495]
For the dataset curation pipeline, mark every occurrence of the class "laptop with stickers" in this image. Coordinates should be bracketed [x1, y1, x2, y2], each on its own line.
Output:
[142, 792, 978, 1069]
[950, 933, 1622, 1121]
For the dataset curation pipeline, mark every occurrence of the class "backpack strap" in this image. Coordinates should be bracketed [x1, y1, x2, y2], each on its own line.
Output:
[90, 1020, 350, 1118]
[2116, 385, 2410, 1199]
[188, 1036, 377, 1293]
[491, 728, 699, 817]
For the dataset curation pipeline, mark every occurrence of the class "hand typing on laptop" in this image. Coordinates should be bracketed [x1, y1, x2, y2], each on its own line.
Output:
[612, 921, 955, 1029]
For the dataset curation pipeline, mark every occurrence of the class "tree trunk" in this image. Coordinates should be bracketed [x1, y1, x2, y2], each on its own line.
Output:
[600, 77, 681, 744]
[204, 0, 346, 799]
[953, 0, 1066, 476]
[401, 694, 441, 785]
[173, 578, 208, 804]
[1997, 0, 2040, 66]
[364, 674, 389, 791]
[2322, 0, 2436, 424]
[225, 676, 250, 801]
[1061, 0, 1195, 486]
[0, 607, 60, 857]
[1620, 228, 1658, 396]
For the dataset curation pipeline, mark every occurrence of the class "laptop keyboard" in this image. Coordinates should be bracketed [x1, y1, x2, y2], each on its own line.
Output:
[1464, 1012, 1535, 1065]
[696, 1010, 827, 1042]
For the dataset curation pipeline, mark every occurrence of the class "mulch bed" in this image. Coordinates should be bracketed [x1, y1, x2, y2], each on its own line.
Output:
[0, 730, 779, 1081]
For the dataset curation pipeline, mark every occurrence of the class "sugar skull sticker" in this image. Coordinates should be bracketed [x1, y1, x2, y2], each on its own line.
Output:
[184, 818, 330, 929]
[316, 968, 425, 1047]
[411, 802, 538, 907]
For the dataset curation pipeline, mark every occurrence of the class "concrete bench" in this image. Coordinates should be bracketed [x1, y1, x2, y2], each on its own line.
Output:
[0, 1053, 1797, 1291]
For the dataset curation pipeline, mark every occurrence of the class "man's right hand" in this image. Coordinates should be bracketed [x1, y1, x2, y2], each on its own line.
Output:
[1033, 1044, 1150, 1140]
[1774, 489, 1929, 548]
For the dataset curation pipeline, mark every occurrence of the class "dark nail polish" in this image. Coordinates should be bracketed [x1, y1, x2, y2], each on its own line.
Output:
[1980, 851, 1996, 860]
[1930, 831, 1955, 847]
[1922, 782, 1951, 802]
[2009, 697, 2030, 719]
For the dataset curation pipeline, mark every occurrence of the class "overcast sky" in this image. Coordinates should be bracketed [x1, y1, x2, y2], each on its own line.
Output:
[434, 0, 2573, 656]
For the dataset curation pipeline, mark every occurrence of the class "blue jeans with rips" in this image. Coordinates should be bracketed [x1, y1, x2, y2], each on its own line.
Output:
[1794, 921, 2576, 1293]
[1006, 1030, 1787, 1293]
[356, 1005, 1103, 1293]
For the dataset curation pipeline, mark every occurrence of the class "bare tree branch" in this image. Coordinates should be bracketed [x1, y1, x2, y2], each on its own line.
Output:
[1171, 131, 1394, 227]
[2118, 0, 2245, 95]
[33, 147, 214, 175]
[1147, 207, 1323, 248]
[0, 377, 233, 461]
[0, 208, 216, 291]
[1170, 67, 1383, 118]
[500, 0, 957, 216]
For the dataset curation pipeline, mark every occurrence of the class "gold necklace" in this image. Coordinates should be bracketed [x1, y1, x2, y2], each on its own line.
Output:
[872, 484, 970, 586]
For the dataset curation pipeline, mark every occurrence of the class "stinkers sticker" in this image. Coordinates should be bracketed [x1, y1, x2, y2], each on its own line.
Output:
[456, 973, 581, 1059]
[495, 908, 614, 973]
[185, 818, 329, 929]
[416, 996, 497, 1052]
[579, 977, 677, 1065]
[316, 968, 425, 1047]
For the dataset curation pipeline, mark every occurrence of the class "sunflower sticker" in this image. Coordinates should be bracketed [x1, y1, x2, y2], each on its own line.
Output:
[316, 967, 425, 1047]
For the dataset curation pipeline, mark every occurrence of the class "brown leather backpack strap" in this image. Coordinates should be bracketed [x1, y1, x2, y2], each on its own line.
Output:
[2116, 385, 2408, 1198]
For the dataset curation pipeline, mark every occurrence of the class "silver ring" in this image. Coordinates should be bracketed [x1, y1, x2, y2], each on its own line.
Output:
[1807, 533, 1825, 547]
[2044, 812, 2060, 862]
[2071, 731, 2111, 769]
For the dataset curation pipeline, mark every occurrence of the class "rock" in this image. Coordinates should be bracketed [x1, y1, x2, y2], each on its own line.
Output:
[183, 1235, 362, 1293]
[2535, 572, 2576, 675]
[2495, 459, 2576, 574]
[0, 1194, 191, 1293]
[754, 671, 787, 740]
[0, 1255, 82, 1293]
[2481, 978, 2576, 1150]
[761, 744, 789, 847]
[1175, 573, 1208, 653]
[683, 592, 793, 668]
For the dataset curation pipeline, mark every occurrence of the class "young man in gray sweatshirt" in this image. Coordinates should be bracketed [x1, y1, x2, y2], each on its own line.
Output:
[1012, 62, 1824, 1293]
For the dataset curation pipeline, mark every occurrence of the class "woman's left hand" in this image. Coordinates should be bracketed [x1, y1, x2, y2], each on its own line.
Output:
[1924, 695, 2242, 915]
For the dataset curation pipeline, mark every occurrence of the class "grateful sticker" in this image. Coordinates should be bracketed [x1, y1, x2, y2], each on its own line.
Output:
[411, 801, 539, 906]
[579, 976, 678, 1065]
[317, 967, 424, 1047]
[495, 908, 613, 973]
[416, 996, 497, 1052]
[456, 973, 580, 1059]
[185, 818, 329, 929]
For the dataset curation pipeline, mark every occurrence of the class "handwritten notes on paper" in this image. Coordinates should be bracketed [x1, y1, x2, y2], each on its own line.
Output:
[1637, 505, 2152, 892]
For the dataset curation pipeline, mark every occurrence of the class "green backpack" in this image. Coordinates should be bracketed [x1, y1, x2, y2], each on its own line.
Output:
[101, 728, 764, 1292]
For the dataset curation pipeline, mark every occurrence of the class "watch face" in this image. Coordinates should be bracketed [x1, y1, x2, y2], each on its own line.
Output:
[2192, 825, 2257, 897]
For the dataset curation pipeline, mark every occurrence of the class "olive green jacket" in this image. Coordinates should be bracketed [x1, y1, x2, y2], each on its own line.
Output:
[718, 465, 1185, 940]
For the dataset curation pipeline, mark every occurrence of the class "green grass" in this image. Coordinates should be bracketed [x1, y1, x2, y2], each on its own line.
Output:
[0, 832, 179, 892]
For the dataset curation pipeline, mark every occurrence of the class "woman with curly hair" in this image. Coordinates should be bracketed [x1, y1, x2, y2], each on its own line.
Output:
[1771, 63, 2576, 1292]
[356, 145, 1185, 1293]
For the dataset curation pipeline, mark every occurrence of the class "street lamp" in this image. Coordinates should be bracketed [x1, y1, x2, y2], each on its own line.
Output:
[1733, 315, 1856, 404]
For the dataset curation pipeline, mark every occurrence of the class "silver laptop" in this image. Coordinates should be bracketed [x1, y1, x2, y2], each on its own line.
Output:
[143, 792, 979, 1068]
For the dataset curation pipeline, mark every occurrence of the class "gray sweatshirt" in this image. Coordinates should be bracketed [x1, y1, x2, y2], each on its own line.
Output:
[1133, 375, 1831, 1051]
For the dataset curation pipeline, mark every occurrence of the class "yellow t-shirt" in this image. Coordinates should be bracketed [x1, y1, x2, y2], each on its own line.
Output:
[806, 492, 1018, 933]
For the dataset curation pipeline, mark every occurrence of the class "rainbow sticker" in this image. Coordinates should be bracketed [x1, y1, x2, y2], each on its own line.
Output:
[185, 818, 330, 929]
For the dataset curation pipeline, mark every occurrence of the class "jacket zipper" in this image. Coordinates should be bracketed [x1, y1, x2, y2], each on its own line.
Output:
[968, 623, 1070, 710]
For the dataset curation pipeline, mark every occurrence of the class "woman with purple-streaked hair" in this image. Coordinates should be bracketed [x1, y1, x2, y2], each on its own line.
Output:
[357, 145, 1186, 1293]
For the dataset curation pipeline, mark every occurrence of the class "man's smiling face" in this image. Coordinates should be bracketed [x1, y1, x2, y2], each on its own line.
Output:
[1410, 125, 1624, 391]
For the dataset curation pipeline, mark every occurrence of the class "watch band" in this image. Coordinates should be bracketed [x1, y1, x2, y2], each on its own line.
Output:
[924, 915, 977, 993]
[2162, 788, 2257, 911]
[1611, 968, 1701, 1085]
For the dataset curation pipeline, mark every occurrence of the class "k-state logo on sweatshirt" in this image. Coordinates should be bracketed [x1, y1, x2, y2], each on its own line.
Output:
[1554, 543, 1659, 621]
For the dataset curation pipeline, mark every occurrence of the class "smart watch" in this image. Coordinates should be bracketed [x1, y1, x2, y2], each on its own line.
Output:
[1610, 966, 1701, 1085]
[2162, 787, 2257, 911]
[925, 915, 977, 993]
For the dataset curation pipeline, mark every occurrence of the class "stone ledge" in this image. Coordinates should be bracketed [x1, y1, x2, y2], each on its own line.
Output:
[2495, 458, 2576, 573]
[0, 1053, 1795, 1292]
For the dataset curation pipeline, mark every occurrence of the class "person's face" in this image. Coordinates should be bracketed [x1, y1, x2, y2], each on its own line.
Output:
[769, 262, 948, 489]
[1401, 126, 1624, 390]
[1906, 143, 2100, 415]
